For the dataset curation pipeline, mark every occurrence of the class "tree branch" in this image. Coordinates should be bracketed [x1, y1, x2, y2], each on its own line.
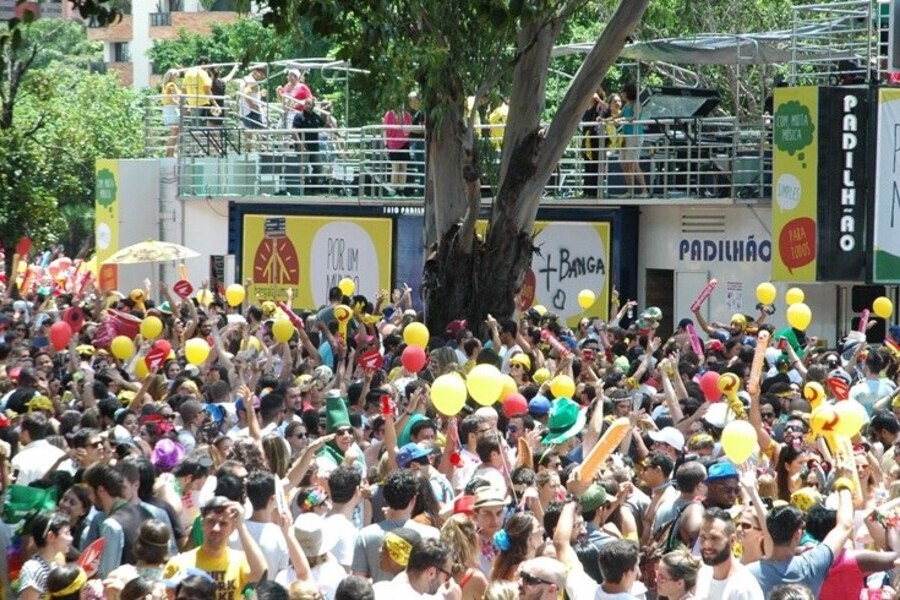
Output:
[517, 0, 651, 230]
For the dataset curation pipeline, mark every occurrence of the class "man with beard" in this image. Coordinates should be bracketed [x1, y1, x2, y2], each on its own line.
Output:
[516, 557, 566, 600]
[693, 508, 763, 600]
[372, 538, 460, 600]
[670, 462, 739, 552]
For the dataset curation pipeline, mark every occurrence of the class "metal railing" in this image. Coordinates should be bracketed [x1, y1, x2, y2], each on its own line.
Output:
[143, 94, 772, 202]
[150, 12, 171, 26]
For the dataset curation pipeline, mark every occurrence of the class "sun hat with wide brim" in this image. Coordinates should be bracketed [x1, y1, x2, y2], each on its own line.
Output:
[541, 397, 587, 445]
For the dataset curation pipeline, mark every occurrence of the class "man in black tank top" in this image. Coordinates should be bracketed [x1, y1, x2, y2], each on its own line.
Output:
[83, 463, 145, 577]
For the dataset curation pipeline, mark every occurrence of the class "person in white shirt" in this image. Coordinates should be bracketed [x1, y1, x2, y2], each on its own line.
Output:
[12, 412, 65, 486]
[694, 507, 764, 600]
[451, 415, 488, 493]
[238, 471, 290, 580]
[373, 538, 460, 600]
[324, 466, 362, 571]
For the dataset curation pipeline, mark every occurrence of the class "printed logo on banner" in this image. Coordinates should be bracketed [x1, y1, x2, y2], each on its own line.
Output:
[252, 217, 300, 287]
[772, 87, 819, 282]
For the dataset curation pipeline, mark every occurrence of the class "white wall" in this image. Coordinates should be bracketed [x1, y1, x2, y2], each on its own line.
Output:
[113, 160, 161, 294]
[131, 0, 151, 88]
[638, 205, 839, 345]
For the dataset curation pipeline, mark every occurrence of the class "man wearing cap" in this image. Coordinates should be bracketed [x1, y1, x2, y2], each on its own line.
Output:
[693, 309, 757, 348]
[472, 487, 507, 573]
[646, 426, 685, 463]
[573, 483, 617, 584]
[528, 396, 551, 425]
[316, 392, 364, 477]
[164, 496, 267, 600]
[541, 397, 587, 461]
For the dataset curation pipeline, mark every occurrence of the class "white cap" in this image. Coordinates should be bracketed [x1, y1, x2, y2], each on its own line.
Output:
[648, 426, 685, 451]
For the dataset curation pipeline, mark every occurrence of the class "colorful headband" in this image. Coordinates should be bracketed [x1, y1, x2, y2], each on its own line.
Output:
[302, 487, 327, 512]
[49, 568, 87, 598]
[383, 531, 413, 567]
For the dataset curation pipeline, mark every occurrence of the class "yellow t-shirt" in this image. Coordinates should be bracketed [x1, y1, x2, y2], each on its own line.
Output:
[182, 67, 212, 107]
[164, 547, 251, 600]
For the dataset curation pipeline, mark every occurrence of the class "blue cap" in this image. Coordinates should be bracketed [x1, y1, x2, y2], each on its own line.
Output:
[706, 461, 739, 482]
[205, 403, 225, 424]
[528, 395, 551, 416]
[396, 442, 431, 468]
[382, 306, 395, 321]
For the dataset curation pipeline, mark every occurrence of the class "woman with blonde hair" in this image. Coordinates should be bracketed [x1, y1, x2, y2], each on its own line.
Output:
[263, 435, 291, 479]
[440, 514, 488, 600]
[161, 69, 181, 157]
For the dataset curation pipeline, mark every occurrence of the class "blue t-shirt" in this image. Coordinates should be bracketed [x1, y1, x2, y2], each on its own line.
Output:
[747, 542, 833, 597]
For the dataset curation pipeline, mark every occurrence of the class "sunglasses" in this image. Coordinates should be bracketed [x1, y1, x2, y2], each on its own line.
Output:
[89, 440, 105, 449]
[738, 522, 761, 531]
[519, 572, 553, 586]
[295, 432, 307, 439]
[760, 411, 775, 419]
[335, 428, 353, 436]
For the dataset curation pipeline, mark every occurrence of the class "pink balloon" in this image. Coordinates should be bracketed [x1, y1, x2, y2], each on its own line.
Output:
[502, 393, 528, 418]
[699, 370, 721, 402]
[49, 321, 73, 351]
[401, 345, 427, 373]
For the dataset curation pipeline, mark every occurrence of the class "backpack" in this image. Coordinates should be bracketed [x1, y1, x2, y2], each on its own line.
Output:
[639, 501, 697, 594]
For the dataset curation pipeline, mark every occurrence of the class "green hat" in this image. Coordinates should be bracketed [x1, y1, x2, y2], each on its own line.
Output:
[398, 413, 427, 447]
[542, 397, 586, 445]
[325, 392, 351, 433]
[580, 483, 608, 513]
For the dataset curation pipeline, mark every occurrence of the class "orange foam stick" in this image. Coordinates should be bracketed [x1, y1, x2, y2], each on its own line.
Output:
[575, 417, 631, 482]
[747, 331, 770, 396]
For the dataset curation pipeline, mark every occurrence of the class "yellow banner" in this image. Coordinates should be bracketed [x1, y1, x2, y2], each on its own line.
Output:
[772, 87, 818, 282]
[477, 220, 611, 328]
[94, 159, 120, 292]
[242, 215, 393, 308]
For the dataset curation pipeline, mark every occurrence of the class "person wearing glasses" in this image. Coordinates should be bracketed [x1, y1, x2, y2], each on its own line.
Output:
[372, 538, 459, 600]
[515, 557, 565, 600]
[316, 393, 365, 477]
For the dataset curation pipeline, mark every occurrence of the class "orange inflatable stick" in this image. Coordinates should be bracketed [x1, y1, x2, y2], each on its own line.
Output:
[747, 331, 770, 396]
[575, 417, 631, 482]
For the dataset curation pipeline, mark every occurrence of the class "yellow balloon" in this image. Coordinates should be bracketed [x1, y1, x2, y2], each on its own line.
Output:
[338, 277, 356, 297]
[873, 296, 894, 319]
[466, 364, 504, 406]
[196, 289, 213, 307]
[225, 284, 246, 307]
[432, 373, 468, 416]
[533, 367, 551, 385]
[577, 289, 596, 310]
[786, 302, 812, 331]
[756, 282, 777, 305]
[403, 322, 429, 348]
[550, 375, 576, 399]
[803, 381, 826, 410]
[184, 337, 211, 366]
[140, 316, 163, 340]
[834, 400, 867, 437]
[135, 359, 149, 378]
[720, 420, 757, 463]
[110, 335, 135, 360]
[785, 287, 805, 306]
[241, 336, 262, 352]
[272, 318, 295, 343]
[501, 374, 517, 400]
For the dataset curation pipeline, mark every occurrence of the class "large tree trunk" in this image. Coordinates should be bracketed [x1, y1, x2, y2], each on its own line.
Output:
[423, 0, 650, 337]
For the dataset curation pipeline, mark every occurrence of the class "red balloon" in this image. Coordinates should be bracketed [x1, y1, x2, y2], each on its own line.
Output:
[502, 393, 528, 418]
[699, 370, 722, 402]
[401, 345, 427, 373]
[49, 321, 73, 351]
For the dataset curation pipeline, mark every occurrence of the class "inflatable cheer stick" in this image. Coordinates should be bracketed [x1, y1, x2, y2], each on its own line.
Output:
[685, 323, 703, 357]
[276, 301, 305, 331]
[541, 330, 570, 357]
[575, 418, 631, 482]
[858, 309, 870, 333]
[747, 330, 770, 397]
[690, 279, 718, 313]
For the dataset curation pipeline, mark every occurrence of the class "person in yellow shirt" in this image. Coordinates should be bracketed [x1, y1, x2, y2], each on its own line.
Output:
[164, 497, 267, 600]
[182, 57, 212, 115]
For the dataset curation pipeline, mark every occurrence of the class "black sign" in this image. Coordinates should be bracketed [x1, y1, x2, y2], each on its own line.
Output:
[816, 87, 869, 281]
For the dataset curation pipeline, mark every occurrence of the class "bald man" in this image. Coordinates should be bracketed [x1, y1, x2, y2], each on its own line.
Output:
[517, 557, 566, 600]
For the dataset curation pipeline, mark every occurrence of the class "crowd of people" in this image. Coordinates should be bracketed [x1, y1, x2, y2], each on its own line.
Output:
[0, 269, 899, 600]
